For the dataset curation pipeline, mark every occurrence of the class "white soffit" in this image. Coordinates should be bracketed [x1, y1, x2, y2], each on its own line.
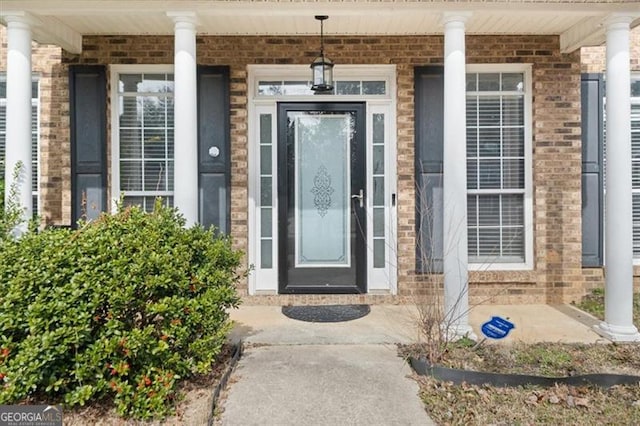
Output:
[39, 11, 603, 36]
[2, 1, 639, 51]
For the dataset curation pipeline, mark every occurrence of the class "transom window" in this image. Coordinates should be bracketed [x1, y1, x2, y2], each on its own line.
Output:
[0, 76, 40, 216]
[257, 79, 387, 97]
[114, 70, 174, 211]
[466, 69, 531, 265]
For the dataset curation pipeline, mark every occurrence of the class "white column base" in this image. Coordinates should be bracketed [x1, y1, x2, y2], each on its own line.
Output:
[594, 322, 640, 342]
[443, 323, 478, 342]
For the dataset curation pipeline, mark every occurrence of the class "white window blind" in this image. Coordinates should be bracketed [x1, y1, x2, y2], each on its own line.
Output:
[631, 77, 640, 257]
[603, 76, 640, 259]
[466, 72, 526, 263]
[117, 73, 174, 212]
[0, 78, 40, 215]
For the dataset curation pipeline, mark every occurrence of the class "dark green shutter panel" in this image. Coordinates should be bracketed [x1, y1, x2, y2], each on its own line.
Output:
[69, 65, 107, 226]
[198, 66, 231, 233]
[415, 66, 444, 273]
[581, 73, 605, 267]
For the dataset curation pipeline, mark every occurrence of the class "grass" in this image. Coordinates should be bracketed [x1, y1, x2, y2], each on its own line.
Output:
[407, 290, 640, 425]
[513, 345, 573, 377]
[576, 288, 640, 328]
[407, 342, 640, 425]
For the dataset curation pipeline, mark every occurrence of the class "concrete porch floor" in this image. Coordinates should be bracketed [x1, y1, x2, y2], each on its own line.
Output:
[228, 304, 606, 346]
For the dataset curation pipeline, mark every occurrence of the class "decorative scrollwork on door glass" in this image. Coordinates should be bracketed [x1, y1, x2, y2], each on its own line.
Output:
[310, 165, 334, 217]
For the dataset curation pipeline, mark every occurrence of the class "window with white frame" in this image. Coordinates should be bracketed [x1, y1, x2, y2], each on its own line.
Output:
[466, 69, 531, 265]
[0, 76, 40, 215]
[113, 70, 174, 212]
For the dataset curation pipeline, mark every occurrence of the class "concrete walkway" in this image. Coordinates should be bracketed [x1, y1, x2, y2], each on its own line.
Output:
[216, 304, 604, 425]
[218, 344, 431, 426]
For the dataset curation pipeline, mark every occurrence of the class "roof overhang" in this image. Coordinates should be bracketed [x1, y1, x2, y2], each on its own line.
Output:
[1, 1, 639, 54]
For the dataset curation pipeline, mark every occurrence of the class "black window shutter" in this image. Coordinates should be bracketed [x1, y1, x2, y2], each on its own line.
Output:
[581, 73, 605, 267]
[415, 66, 445, 273]
[197, 66, 231, 233]
[69, 65, 107, 226]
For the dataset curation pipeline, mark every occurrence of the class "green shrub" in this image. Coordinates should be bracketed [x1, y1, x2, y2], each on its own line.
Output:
[0, 201, 243, 419]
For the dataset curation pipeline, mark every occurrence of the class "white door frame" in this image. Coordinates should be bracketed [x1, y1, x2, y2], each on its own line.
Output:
[247, 64, 398, 295]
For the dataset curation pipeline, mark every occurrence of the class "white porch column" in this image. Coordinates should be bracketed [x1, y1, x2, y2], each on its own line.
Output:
[597, 15, 640, 342]
[441, 12, 475, 340]
[3, 14, 33, 236]
[168, 12, 198, 226]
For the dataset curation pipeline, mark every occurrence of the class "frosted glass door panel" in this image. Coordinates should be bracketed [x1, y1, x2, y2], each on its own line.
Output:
[295, 115, 351, 267]
[278, 102, 366, 294]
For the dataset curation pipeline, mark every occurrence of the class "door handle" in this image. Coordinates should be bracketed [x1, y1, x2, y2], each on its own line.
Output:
[351, 189, 364, 208]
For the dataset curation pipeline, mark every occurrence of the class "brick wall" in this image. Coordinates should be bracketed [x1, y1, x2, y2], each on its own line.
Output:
[2, 31, 585, 304]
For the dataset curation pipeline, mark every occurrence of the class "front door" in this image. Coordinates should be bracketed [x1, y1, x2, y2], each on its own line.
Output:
[278, 103, 366, 293]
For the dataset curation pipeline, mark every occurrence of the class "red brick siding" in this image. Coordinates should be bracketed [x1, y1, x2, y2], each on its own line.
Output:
[1, 31, 586, 303]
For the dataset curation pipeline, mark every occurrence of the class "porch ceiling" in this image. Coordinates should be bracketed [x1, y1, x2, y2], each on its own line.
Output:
[2, 1, 639, 54]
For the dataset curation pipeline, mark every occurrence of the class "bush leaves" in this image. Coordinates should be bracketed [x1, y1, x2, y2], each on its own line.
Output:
[0, 202, 242, 419]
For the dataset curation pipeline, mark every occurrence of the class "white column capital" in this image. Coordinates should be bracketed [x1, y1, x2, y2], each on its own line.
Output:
[441, 12, 472, 27]
[1, 11, 41, 28]
[166, 11, 198, 28]
[603, 14, 635, 30]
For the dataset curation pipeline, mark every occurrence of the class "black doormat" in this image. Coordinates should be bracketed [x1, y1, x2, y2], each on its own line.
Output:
[281, 304, 371, 323]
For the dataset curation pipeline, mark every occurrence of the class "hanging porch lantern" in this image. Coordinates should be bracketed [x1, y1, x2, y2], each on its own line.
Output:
[310, 15, 334, 93]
